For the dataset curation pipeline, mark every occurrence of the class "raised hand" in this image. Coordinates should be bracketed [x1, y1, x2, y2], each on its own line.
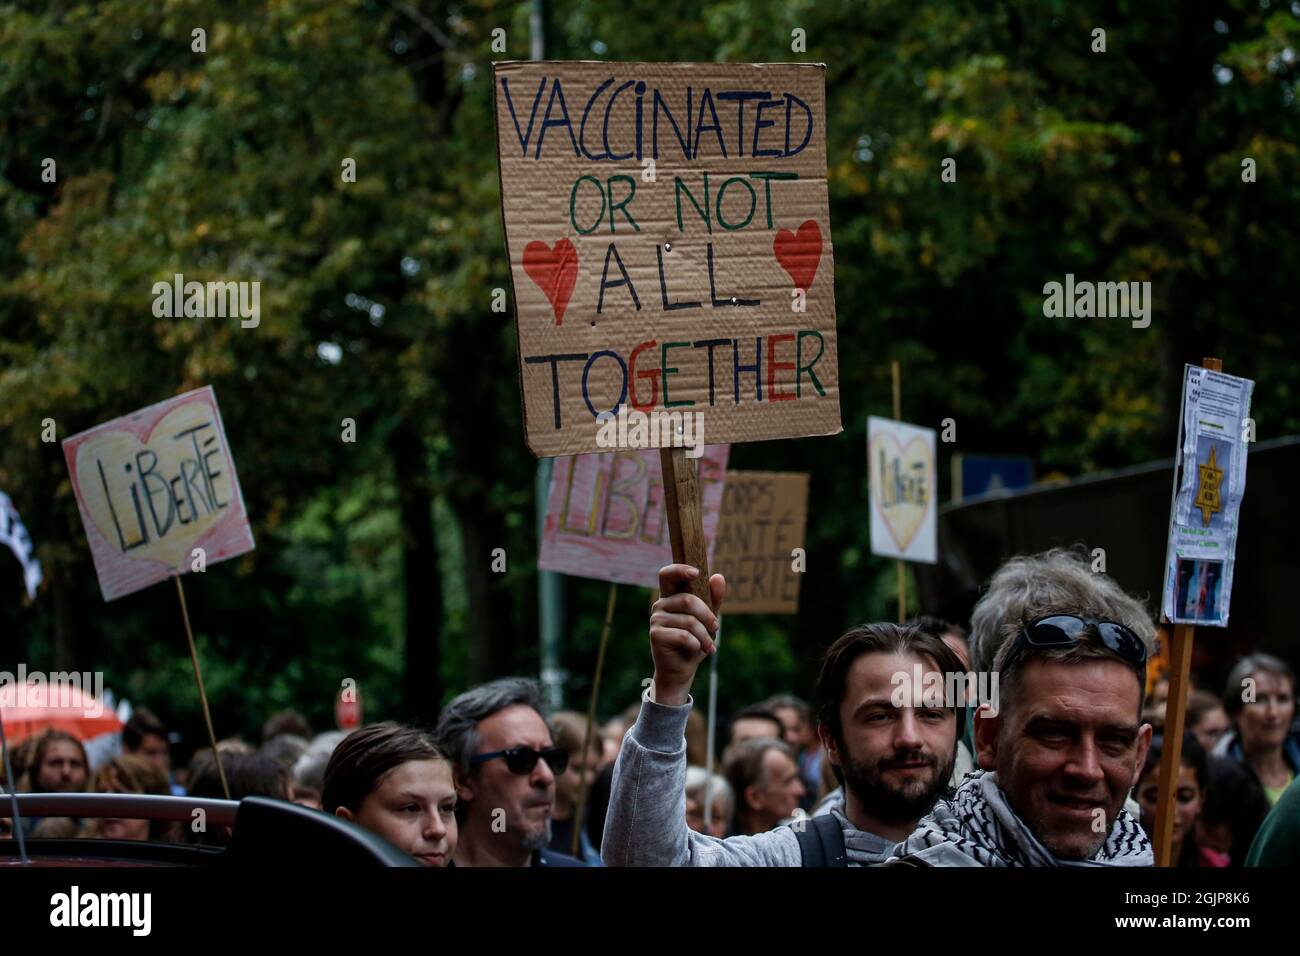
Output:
[648, 563, 726, 706]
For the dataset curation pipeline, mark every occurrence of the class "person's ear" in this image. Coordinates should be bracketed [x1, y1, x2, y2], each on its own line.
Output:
[453, 765, 475, 805]
[744, 783, 765, 812]
[1133, 722, 1154, 782]
[335, 806, 355, 822]
[974, 704, 1000, 770]
[817, 722, 841, 770]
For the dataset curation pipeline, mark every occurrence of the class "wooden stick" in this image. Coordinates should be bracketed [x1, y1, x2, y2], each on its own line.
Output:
[703, 621, 720, 831]
[175, 574, 230, 801]
[572, 580, 617, 858]
[0, 710, 30, 865]
[1153, 355, 1221, 866]
[1153, 623, 1194, 865]
[659, 446, 715, 830]
[659, 447, 714, 611]
[892, 360, 906, 623]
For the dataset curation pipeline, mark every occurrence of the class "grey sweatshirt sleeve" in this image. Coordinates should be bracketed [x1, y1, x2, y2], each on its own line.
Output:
[600, 695, 802, 867]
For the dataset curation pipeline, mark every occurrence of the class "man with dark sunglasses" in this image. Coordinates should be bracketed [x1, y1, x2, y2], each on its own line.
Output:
[887, 612, 1155, 866]
[435, 677, 586, 867]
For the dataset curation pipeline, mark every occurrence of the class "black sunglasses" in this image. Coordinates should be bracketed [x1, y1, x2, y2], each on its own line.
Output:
[469, 746, 569, 775]
[1005, 614, 1147, 677]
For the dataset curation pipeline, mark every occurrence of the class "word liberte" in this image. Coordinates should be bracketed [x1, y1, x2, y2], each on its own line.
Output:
[595, 404, 704, 458]
[1042, 274, 1151, 329]
[152, 273, 260, 328]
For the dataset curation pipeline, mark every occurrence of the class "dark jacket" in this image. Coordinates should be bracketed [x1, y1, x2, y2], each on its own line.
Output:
[1213, 728, 1300, 792]
[535, 847, 587, 867]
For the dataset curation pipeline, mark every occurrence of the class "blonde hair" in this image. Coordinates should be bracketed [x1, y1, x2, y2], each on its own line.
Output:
[91, 754, 169, 796]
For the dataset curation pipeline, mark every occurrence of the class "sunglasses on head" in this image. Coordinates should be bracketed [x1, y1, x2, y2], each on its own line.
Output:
[469, 746, 569, 775]
[1005, 614, 1147, 678]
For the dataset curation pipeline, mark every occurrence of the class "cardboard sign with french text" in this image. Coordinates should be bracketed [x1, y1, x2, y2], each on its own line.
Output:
[710, 471, 808, 614]
[63, 387, 255, 601]
[539, 446, 729, 587]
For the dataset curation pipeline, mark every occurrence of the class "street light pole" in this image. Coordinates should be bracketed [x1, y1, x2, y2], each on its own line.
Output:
[529, 0, 565, 710]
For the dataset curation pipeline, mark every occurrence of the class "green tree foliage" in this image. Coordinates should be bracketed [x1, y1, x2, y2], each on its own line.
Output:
[1, 1, 1297, 746]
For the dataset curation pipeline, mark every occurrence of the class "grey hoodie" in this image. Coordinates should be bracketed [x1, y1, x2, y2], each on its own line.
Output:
[600, 695, 892, 866]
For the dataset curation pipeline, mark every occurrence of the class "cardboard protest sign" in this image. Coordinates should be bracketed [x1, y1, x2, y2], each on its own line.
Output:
[1161, 366, 1254, 626]
[710, 471, 808, 614]
[538, 446, 729, 587]
[494, 61, 841, 458]
[868, 416, 937, 564]
[63, 387, 255, 601]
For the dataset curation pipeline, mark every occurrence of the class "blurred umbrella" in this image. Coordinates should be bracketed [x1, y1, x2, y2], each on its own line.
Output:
[0, 680, 123, 744]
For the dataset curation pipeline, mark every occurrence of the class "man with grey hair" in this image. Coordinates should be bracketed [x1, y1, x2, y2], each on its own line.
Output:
[435, 677, 585, 867]
[685, 766, 733, 837]
[968, 547, 1157, 675]
[887, 612, 1154, 866]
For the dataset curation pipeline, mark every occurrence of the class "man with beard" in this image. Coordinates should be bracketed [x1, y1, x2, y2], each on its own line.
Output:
[601, 564, 963, 866]
[436, 678, 586, 867]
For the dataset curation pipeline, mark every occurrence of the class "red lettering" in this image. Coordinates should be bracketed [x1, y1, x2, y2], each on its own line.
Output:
[766, 333, 796, 402]
[628, 339, 659, 412]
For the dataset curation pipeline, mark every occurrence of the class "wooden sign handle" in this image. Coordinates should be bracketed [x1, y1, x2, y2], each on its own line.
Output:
[659, 447, 714, 612]
[1153, 355, 1221, 866]
[1152, 622, 1194, 865]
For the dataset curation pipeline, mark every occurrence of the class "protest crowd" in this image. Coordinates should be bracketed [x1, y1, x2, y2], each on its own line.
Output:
[3, 546, 1297, 868]
[4, 14, 1294, 891]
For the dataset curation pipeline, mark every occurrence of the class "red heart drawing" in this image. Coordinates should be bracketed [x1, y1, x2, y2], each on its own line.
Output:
[773, 220, 823, 291]
[523, 238, 578, 326]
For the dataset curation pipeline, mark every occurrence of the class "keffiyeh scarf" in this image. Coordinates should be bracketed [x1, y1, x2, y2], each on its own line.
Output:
[887, 770, 1152, 867]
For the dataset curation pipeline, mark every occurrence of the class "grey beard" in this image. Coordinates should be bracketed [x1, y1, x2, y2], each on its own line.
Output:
[521, 819, 552, 852]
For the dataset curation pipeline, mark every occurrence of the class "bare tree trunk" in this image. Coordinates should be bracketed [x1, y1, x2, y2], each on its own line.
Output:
[389, 423, 444, 722]
[50, 566, 78, 671]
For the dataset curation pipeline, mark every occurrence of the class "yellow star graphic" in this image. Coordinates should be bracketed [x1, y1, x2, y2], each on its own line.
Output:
[1194, 445, 1223, 526]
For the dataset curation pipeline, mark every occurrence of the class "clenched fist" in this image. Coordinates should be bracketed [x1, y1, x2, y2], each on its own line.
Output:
[649, 564, 726, 706]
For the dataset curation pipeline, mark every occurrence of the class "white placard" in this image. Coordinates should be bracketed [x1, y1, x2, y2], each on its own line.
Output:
[1161, 365, 1254, 626]
[868, 416, 937, 564]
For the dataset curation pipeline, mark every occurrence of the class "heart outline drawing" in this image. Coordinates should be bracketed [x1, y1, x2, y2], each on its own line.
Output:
[522, 238, 578, 326]
[72, 401, 239, 572]
[773, 219, 823, 291]
[870, 432, 934, 553]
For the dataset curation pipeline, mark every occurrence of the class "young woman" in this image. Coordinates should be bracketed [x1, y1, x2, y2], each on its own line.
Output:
[83, 754, 175, 842]
[322, 722, 457, 867]
[1136, 733, 1226, 867]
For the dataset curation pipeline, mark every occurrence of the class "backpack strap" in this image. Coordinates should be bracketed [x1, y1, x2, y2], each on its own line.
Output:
[793, 813, 848, 867]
